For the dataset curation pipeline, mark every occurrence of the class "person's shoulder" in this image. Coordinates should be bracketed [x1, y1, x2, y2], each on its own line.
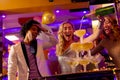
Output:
[11, 42, 21, 48]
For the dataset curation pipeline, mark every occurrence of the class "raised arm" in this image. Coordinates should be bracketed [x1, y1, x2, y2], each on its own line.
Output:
[83, 28, 101, 43]
[37, 26, 58, 49]
[83, 18, 103, 43]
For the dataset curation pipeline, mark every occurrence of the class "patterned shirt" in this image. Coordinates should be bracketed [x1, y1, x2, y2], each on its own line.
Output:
[25, 44, 41, 79]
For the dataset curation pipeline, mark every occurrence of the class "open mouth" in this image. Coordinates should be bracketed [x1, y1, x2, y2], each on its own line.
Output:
[65, 33, 71, 37]
[104, 28, 111, 34]
[104, 28, 110, 31]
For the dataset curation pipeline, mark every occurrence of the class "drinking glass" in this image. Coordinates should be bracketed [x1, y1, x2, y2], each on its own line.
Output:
[79, 57, 90, 72]
[90, 54, 103, 70]
[74, 29, 86, 43]
[64, 57, 79, 73]
[70, 42, 81, 58]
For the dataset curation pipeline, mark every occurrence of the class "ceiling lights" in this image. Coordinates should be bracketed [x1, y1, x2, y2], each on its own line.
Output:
[5, 35, 19, 41]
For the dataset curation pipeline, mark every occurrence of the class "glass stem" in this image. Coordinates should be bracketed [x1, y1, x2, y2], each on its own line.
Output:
[80, 36, 83, 43]
[83, 65, 87, 72]
[88, 50, 91, 57]
[95, 63, 99, 69]
[71, 66, 76, 73]
[76, 52, 79, 58]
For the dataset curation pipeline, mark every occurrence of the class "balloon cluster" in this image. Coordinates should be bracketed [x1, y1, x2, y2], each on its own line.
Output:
[42, 11, 56, 24]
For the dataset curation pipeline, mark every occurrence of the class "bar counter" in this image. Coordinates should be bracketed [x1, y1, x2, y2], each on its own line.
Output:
[43, 68, 120, 80]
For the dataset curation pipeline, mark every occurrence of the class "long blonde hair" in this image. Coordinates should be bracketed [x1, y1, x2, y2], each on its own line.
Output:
[56, 21, 74, 56]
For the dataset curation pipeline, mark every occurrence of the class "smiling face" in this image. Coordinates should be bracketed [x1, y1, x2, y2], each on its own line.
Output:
[29, 25, 40, 40]
[62, 23, 74, 42]
[103, 17, 113, 35]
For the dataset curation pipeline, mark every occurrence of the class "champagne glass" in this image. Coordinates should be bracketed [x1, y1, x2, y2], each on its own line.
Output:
[79, 42, 93, 58]
[90, 54, 103, 70]
[79, 56, 90, 72]
[83, 42, 93, 57]
[64, 57, 79, 73]
[70, 42, 82, 58]
[74, 29, 86, 43]
[90, 57, 100, 70]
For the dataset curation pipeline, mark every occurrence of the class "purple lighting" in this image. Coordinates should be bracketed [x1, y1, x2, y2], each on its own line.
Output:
[2, 14, 6, 18]
[83, 11, 87, 14]
[56, 10, 60, 13]
[84, 32, 91, 38]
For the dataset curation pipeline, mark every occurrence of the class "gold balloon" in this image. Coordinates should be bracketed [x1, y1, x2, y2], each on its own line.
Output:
[42, 11, 56, 24]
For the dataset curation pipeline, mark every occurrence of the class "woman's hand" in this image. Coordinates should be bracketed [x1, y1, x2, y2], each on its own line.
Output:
[40, 26, 49, 33]
[96, 15, 105, 29]
[97, 15, 105, 22]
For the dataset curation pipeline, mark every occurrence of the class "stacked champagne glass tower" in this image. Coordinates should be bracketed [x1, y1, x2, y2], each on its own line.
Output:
[65, 29, 103, 73]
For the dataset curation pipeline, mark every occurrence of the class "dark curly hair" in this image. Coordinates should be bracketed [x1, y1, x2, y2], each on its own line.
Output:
[20, 19, 41, 38]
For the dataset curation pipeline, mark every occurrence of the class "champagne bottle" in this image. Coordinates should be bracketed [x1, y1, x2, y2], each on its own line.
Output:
[95, 5, 115, 16]
[85, 5, 115, 17]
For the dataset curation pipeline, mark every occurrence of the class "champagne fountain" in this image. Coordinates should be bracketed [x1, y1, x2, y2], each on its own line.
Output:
[70, 29, 94, 72]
